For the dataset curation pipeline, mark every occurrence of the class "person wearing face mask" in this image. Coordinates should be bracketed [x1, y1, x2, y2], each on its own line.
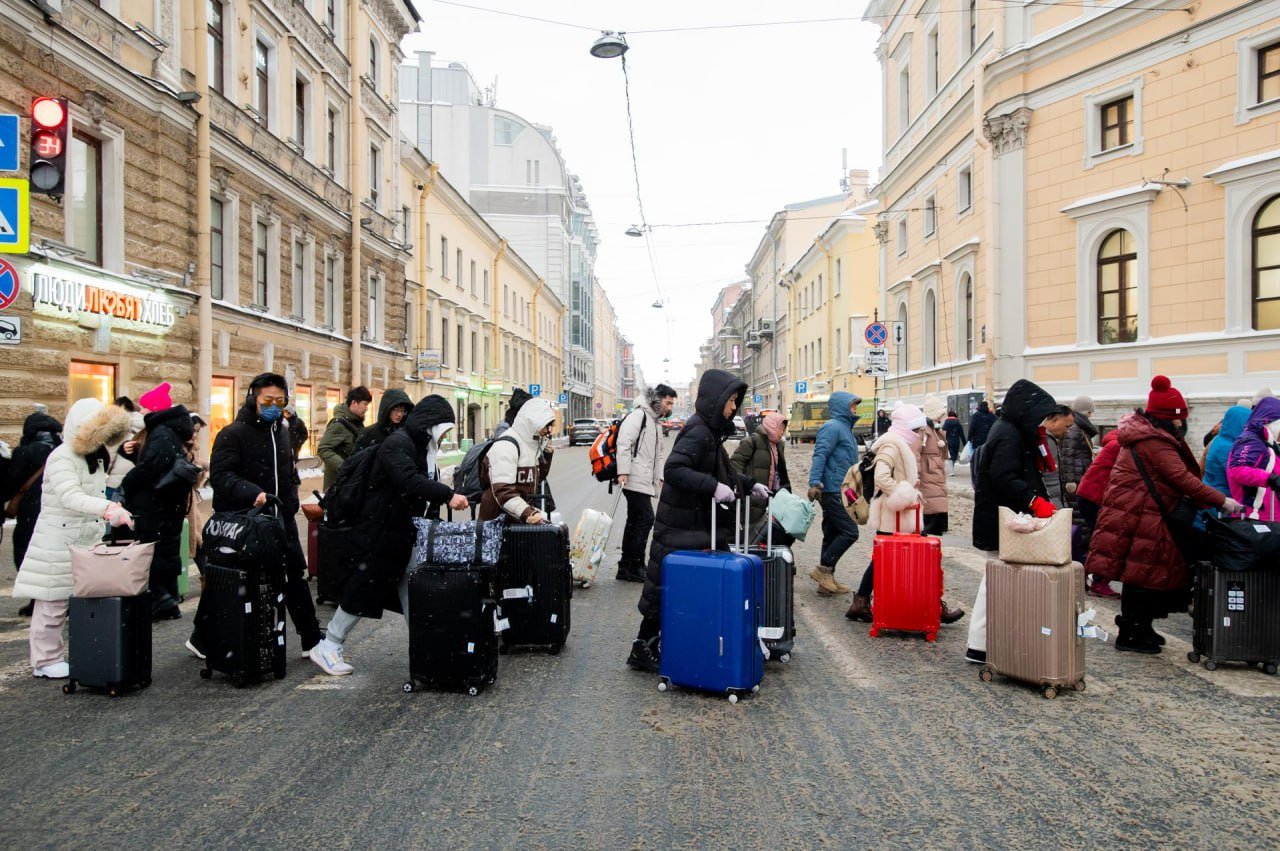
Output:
[310, 394, 470, 675]
[1086, 376, 1242, 655]
[354, 389, 412, 451]
[1226, 397, 1280, 522]
[478, 397, 557, 524]
[194, 373, 324, 659]
[846, 403, 965, 624]
[627, 369, 767, 673]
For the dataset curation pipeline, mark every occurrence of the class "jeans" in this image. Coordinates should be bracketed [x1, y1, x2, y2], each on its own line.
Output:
[620, 489, 655, 571]
[819, 492, 859, 568]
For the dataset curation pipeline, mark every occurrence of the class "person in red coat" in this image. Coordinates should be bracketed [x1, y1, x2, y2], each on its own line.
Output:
[1085, 377, 1242, 654]
[1073, 418, 1128, 597]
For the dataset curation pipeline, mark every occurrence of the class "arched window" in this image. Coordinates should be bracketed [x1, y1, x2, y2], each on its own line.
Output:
[897, 302, 909, 371]
[1097, 229, 1137, 344]
[923, 288, 937, 367]
[1254, 195, 1280, 331]
[962, 274, 975, 360]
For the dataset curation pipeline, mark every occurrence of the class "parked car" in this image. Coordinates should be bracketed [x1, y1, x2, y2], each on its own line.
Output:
[661, 417, 684, 435]
[569, 418, 601, 447]
[731, 416, 747, 439]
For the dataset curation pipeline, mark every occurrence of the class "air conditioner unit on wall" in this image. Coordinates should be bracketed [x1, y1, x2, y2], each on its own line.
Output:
[746, 331, 763, 350]
[758, 319, 775, 338]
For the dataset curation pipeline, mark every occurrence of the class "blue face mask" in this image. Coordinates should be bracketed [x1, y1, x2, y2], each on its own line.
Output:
[258, 405, 284, 423]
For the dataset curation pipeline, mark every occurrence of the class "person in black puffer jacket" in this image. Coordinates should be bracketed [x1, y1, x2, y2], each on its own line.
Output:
[354, 388, 412, 451]
[190, 372, 322, 657]
[2, 412, 62, 616]
[627, 368, 767, 673]
[966, 379, 1059, 664]
[967, 401, 996, 449]
[310, 394, 470, 676]
[122, 404, 196, 620]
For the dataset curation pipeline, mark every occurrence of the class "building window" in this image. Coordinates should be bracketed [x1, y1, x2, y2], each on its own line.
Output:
[471, 331, 478, 373]
[896, 303, 909, 371]
[326, 107, 339, 173]
[325, 0, 337, 33]
[1253, 195, 1280, 330]
[962, 273, 974, 360]
[924, 195, 937, 236]
[211, 376, 236, 444]
[494, 116, 520, 145]
[68, 132, 102, 266]
[470, 260, 477, 297]
[898, 65, 911, 133]
[835, 328, 841, 364]
[69, 361, 115, 405]
[923, 288, 937, 367]
[208, 0, 225, 94]
[456, 249, 463, 287]
[967, 0, 977, 54]
[367, 271, 379, 340]
[324, 254, 336, 327]
[897, 218, 908, 256]
[401, 205, 410, 244]
[835, 258, 842, 295]
[456, 323, 464, 370]
[483, 269, 490, 304]
[926, 27, 940, 99]
[254, 38, 271, 122]
[294, 384, 314, 456]
[958, 165, 972, 213]
[368, 36, 380, 89]
[1097, 229, 1138, 344]
[292, 237, 306, 318]
[1260, 43, 1280, 104]
[254, 219, 269, 307]
[294, 77, 308, 149]
[526, 160, 541, 185]
[440, 236, 449, 278]
[210, 197, 225, 300]
[441, 318, 450, 364]
[1100, 96, 1133, 152]
[369, 143, 380, 208]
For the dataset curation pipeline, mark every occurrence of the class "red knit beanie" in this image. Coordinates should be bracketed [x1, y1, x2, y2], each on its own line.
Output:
[1145, 375, 1187, 419]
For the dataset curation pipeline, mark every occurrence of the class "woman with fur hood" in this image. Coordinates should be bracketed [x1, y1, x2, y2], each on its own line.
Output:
[845, 403, 964, 624]
[14, 398, 136, 680]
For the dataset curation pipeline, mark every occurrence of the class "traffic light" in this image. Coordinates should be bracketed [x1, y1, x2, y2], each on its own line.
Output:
[29, 96, 68, 197]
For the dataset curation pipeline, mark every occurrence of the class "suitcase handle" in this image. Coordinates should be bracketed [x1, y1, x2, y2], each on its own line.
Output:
[894, 504, 923, 536]
[708, 493, 749, 552]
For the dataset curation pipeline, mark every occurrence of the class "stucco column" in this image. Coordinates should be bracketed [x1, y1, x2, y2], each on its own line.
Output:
[983, 107, 1032, 392]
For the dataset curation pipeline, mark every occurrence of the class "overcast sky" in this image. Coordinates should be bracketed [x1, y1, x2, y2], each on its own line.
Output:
[402, 1, 883, 390]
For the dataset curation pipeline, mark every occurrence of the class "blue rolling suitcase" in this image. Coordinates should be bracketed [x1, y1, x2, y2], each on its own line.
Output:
[658, 499, 766, 703]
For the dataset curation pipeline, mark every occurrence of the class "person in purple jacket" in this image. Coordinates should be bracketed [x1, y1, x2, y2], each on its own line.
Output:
[1226, 396, 1280, 521]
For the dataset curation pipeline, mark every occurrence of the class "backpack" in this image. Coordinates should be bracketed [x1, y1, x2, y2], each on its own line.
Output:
[589, 410, 646, 483]
[452, 435, 518, 504]
[857, 447, 877, 501]
[321, 445, 380, 527]
[336, 417, 359, 438]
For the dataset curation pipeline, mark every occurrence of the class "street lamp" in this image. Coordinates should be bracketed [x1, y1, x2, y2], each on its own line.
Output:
[625, 225, 644, 237]
[589, 32, 629, 59]
[651, 300, 664, 308]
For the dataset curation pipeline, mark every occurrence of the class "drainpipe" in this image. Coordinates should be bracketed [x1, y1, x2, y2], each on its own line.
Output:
[973, 47, 1000, 400]
[348, 1, 363, 387]
[492, 239, 507, 406]
[531, 277, 545, 385]
[818, 234, 835, 389]
[416, 162, 439, 352]
[192, 0, 212, 459]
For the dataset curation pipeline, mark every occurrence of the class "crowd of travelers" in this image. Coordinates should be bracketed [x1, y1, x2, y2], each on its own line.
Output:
[5, 362, 1273, 683]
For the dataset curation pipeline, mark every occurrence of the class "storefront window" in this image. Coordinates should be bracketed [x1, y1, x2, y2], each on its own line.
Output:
[294, 384, 314, 457]
[366, 389, 380, 427]
[69, 361, 115, 405]
[210, 376, 236, 445]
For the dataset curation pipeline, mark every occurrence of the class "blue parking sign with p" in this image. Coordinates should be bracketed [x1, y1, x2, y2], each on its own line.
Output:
[529, 384, 541, 397]
[795, 381, 808, 395]
[753, 394, 763, 404]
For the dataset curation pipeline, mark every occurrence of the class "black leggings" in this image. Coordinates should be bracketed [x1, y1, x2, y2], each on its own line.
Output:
[857, 532, 893, 597]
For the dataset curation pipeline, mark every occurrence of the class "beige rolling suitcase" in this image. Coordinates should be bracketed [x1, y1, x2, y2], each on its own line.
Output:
[980, 558, 1087, 699]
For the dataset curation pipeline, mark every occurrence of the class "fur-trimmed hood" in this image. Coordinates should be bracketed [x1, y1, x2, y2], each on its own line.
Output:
[869, 428, 922, 533]
[66, 399, 133, 456]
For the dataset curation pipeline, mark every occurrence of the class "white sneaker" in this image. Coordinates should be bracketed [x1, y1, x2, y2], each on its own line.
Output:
[33, 661, 69, 679]
[184, 639, 207, 660]
[308, 640, 353, 676]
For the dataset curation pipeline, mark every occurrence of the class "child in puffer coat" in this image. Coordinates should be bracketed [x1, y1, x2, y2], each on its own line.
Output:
[1226, 397, 1280, 521]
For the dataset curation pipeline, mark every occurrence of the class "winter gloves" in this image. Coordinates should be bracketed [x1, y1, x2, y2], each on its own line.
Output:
[1030, 496, 1056, 519]
[713, 483, 736, 504]
[103, 503, 134, 528]
[807, 486, 823, 502]
[751, 483, 770, 501]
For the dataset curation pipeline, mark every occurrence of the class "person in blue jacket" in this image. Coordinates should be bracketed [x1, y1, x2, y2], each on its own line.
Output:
[1203, 404, 1251, 500]
[805, 391, 861, 597]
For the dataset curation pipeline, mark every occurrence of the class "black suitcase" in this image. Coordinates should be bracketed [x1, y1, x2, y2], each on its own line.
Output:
[496, 523, 571, 653]
[64, 594, 152, 697]
[1190, 561, 1280, 675]
[753, 543, 796, 662]
[314, 524, 352, 606]
[195, 561, 287, 687]
[405, 565, 499, 695]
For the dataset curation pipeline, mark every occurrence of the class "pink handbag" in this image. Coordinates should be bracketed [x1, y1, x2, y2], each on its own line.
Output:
[70, 540, 155, 598]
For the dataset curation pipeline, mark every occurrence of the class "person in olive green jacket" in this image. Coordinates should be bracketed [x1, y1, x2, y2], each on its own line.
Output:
[317, 386, 372, 490]
[730, 410, 791, 540]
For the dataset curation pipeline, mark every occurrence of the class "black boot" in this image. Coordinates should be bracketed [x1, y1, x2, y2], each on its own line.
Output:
[626, 637, 660, 673]
[17, 601, 33, 617]
[1115, 616, 1160, 654]
[151, 590, 182, 621]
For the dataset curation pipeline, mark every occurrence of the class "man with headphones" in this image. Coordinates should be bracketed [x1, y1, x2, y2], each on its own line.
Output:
[192, 372, 324, 658]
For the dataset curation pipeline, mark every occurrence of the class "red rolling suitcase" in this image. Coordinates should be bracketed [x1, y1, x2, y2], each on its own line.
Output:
[870, 507, 943, 642]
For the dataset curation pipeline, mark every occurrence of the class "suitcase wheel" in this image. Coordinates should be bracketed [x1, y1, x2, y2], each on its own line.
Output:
[402, 681, 415, 694]
[868, 627, 880, 638]
[979, 666, 994, 683]
[62, 680, 77, 695]
[1073, 679, 1086, 692]
[1265, 663, 1278, 677]
[1187, 651, 1201, 664]
[1204, 660, 1218, 672]
[199, 667, 212, 680]
[107, 685, 121, 698]
[727, 693, 739, 704]
[751, 684, 760, 694]
[467, 686, 479, 697]
[548, 644, 562, 656]
[657, 678, 669, 692]
[1041, 685, 1059, 700]
[778, 653, 792, 664]
[274, 668, 287, 680]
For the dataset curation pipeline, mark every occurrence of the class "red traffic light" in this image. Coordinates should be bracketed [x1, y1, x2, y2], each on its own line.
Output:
[32, 97, 65, 130]
[33, 131, 62, 159]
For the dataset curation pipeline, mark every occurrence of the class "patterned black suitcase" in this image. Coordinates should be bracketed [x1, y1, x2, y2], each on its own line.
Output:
[496, 523, 572, 653]
[1190, 561, 1280, 675]
[405, 565, 499, 696]
[194, 561, 287, 687]
[65, 593, 152, 697]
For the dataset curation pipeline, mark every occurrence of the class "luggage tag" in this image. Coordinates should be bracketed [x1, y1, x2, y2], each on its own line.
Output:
[492, 608, 510, 633]
[502, 585, 535, 601]
[1076, 607, 1109, 642]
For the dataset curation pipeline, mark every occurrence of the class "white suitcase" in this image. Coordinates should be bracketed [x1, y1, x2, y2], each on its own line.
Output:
[570, 508, 612, 587]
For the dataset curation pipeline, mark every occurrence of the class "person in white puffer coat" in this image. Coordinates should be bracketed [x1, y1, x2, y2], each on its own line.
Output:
[14, 397, 135, 680]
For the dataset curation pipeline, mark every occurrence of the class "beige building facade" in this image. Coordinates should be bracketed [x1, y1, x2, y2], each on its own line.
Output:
[868, 0, 1280, 432]
[593, 289, 621, 418]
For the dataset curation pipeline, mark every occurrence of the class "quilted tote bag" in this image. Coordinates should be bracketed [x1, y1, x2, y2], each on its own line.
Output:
[998, 506, 1073, 566]
[411, 517, 505, 567]
[771, 488, 817, 541]
[71, 540, 155, 598]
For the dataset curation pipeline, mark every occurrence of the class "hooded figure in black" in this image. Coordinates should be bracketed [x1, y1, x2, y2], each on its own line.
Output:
[310, 394, 469, 676]
[122, 404, 195, 619]
[354, 389, 412, 451]
[2, 412, 62, 580]
[197, 372, 322, 654]
[493, 387, 532, 438]
[628, 369, 765, 673]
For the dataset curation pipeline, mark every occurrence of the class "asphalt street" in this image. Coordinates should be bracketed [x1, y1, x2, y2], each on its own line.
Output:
[0, 441, 1277, 849]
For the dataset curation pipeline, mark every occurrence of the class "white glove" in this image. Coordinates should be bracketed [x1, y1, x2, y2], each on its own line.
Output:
[1222, 497, 1244, 516]
[713, 483, 736, 504]
[104, 503, 134, 528]
[751, 483, 770, 501]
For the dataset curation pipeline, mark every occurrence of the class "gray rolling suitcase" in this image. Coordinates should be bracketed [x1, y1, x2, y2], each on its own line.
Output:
[64, 593, 153, 697]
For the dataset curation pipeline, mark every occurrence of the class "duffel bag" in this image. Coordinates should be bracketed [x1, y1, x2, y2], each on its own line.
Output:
[1207, 516, 1280, 572]
[770, 488, 817, 541]
[411, 517, 505, 567]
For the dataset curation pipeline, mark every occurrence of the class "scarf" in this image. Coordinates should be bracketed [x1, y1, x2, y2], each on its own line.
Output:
[760, 413, 786, 490]
[1036, 426, 1057, 473]
[891, 423, 921, 448]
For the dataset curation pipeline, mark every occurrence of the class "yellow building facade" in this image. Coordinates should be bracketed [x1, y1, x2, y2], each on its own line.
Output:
[593, 290, 621, 418]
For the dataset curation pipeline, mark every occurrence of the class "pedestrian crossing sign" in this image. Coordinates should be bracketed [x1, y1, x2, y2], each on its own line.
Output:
[0, 178, 29, 254]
